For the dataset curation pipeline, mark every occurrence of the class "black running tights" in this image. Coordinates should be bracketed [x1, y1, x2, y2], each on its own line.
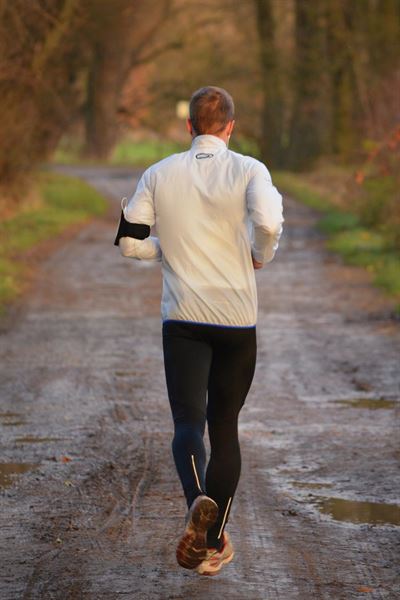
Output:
[162, 320, 257, 548]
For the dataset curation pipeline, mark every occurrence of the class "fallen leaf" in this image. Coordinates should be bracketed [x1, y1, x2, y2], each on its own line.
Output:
[357, 586, 374, 593]
[354, 171, 365, 184]
[60, 455, 72, 463]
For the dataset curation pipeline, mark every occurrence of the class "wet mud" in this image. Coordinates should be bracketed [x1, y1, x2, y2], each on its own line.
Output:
[332, 397, 398, 410]
[0, 412, 26, 426]
[14, 436, 64, 444]
[0, 463, 39, 489]
[0, 165, 399, 599]
[312, 497, 400, 526]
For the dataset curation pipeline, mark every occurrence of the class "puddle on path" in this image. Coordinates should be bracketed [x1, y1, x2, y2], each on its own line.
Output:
[291, 481, 334, 490]
[0, 412, 21, 417]
[0, 463, 39, 489]
[0, 412, 26, 426]
[332, 397, 397, 410]
[114, 370, 140, 377]
[14, 436, 63, 444]
[314, 496, 400, 526]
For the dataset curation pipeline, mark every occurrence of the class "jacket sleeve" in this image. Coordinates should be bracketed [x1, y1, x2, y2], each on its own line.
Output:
[118, 168, 162, 262]
[119, 235, 162, 261]
[246, 161, 284, 265]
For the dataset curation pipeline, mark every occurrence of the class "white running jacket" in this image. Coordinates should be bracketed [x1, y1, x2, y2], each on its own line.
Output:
[119, 134, 283, 327]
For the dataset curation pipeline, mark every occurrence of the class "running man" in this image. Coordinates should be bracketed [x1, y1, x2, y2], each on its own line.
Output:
[115, 86, 283, 576]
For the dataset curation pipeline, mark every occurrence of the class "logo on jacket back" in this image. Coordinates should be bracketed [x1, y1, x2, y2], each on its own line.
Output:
[195, 153, 214, 159]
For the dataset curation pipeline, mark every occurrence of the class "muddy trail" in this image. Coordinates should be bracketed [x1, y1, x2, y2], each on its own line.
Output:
[0, 166, 399, 600]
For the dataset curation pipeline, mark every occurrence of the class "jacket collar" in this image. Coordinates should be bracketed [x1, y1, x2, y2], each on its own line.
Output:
[191, 135, 227, 151]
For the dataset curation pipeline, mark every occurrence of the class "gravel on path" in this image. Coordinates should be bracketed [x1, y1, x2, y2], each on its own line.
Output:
[0, 166, 399, 600]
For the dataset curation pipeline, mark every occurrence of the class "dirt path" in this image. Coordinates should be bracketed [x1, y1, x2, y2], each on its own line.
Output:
[0, 166, 399, 600]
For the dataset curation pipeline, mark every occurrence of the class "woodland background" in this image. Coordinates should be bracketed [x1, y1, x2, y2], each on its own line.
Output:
[0, 0, 399, 308]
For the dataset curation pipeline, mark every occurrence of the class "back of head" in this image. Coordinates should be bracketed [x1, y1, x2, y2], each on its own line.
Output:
[189, 86, 234, 136]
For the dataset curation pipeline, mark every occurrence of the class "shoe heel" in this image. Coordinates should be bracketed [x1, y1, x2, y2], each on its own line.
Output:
[176, 497, 219, 569]
[192, 497, 218, 530]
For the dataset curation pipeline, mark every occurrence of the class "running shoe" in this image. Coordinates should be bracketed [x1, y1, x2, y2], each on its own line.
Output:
[176, 495, 219, 569]
[196, 532, 234, 576]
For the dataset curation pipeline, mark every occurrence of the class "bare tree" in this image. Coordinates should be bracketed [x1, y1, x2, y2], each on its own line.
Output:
[287, 0, 331, 169]
[253, 0, 286, 167]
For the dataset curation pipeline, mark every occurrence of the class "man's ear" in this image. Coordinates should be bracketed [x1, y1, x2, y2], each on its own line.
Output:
[186, 118, 195, 136]
[227, 120, 235, 136]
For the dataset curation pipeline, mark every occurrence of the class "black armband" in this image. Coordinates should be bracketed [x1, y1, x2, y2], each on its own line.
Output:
[113, 210, 151, 246]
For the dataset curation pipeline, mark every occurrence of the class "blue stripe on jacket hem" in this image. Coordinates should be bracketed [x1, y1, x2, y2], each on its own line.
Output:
[162, 318, 256, 329]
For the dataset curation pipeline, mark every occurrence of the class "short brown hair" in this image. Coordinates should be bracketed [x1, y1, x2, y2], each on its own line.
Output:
[189, 86, 234, 135]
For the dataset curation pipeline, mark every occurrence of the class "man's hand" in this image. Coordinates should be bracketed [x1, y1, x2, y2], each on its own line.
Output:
[252, 256, 263, 270]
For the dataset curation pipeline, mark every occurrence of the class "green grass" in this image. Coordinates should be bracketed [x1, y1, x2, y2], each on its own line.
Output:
[273, 170, 400, 311]
[110, 139, 187, 167]
[54, 135, 261, 168]
[328, 229, 400, 298]
[110, 136, 260, 167]
[53, 136, 188, 167]
[0, 257, 21, 307]
[272, 171, 335, 213]
[0, 172, 107, 314]
[52, 136, 85, 165]
[317, 211, 360, 234]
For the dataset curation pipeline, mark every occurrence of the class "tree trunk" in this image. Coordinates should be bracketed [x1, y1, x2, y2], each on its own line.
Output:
[254, 0, 285, 168]
[288, 0, 331, 170]
[83, 1, 136, 159]
[84, 43, 124, 160]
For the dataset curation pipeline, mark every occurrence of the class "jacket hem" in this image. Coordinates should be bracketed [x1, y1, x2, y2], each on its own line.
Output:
[162, 317, 256, 329]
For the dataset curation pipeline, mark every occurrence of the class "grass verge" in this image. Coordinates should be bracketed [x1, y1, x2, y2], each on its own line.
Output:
[110, 138, 186, 167]
[54, 135, 260, 168]
[0, 172, 107, 315]
[53, 136, 188, 167]
[273, 170, 400, 312]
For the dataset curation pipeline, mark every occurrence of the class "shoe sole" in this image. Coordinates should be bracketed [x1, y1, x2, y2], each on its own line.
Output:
[197, 549, 235, 576]
[176, 496, 218, 569]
